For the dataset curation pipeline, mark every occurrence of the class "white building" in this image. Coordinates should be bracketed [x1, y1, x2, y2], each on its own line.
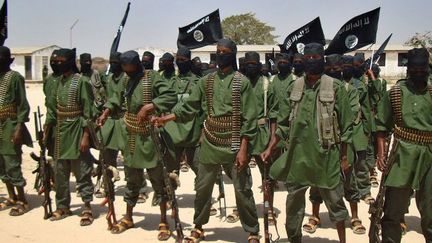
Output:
[10, 45, 61, 82]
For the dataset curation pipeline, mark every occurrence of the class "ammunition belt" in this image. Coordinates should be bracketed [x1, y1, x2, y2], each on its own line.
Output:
[0, 71, 13, 106]
[124, 112, 151, 135]
[0, 103, 17, 121]
[203, 120, 231, 147]
[56, 105, 82, 120]
[394, 125, 432, 145]
[205, 116, 232, 132]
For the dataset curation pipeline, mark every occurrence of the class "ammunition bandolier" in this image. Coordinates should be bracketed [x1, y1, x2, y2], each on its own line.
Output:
[390, 84, 432, 145]
[0, 71, 16, 143]
[124, 70, 152, 154]
[203, 71, 242, 151]
[289, 74, 340, 149]
[54, 73, 82, 159]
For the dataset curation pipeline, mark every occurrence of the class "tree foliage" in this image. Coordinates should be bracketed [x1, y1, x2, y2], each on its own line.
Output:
[221, 13, 278, 45]
[405, 31, 432, 63]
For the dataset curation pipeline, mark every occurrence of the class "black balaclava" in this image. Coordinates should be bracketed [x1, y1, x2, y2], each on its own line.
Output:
[238, 57, 246, 74]
[216, 38, 237, 70]
[191, 57, 202, 76]
[175, 47, 192, 75]
[293, 53, 304, 76]
[57, 48, 78, 74]
[244, 51, 261, 81]
[341, 55, 354, 81]
[353, 53, 365, 79]
[141, 51, 155, 70]
[80, 53, 92, 75]
[276, 53, 292, 77]
[50, 49, 61, 75]
[407, 48, 430, 89]
[0, 46, 13, 73]
[109, 52, 122, 75]
[371, 64, 380, 78]
[303, 43, 325, 75]
[325, 54, 342, 80]
[160, 52, 175, 75]
[120, 50, 144, 98]
[261, 63, 271, 77]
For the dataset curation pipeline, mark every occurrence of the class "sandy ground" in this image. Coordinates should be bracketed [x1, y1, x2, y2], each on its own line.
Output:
[0, 83, 424, 243]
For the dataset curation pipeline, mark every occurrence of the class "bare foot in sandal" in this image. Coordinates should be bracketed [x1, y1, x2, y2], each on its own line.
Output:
[80, 209, 94, 226]
[351, 218, 366, 234]
[111, 218, 134, 234]
[50, 208, 72, 221]
[303, 216, 320, 234]
[184, 228, 205, 243]
[9, 201, 29, 216]
[157, 223, 171, 241]
[226, 209, 240, 223]
[0, 198, 16, 211]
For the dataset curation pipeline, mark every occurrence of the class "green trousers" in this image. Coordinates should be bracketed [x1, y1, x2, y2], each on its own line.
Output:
[175, 146, 199, 176]
[382, 166, 432, 243]
[193, 162, 259, 234]
[0, 154, 26, 187]
[55, 155, 94, 209]
[285, 182, 348, 243]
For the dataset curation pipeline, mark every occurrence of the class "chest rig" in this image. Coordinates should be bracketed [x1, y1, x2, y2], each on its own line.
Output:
[203, 71, 242, 151]
[289, 74, 340, 148]
[390, 83, 432, 145]
[124, 70, 152, 154]
[0, 71, 16, 143]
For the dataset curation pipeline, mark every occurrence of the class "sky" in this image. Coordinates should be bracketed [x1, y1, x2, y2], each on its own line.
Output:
[6, 0, 432, 58]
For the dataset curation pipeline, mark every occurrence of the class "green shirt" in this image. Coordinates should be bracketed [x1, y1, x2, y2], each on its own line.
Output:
[350, 78, 373, 151]
[270, 76, 353, 189]
[0, 70, 32, 155]
[270, 73, 295, 104]
[376, 80, 432, 190]
[123, 70, 177, 169]
[173, 69, 258, 164]
[164, 71, 203, 147]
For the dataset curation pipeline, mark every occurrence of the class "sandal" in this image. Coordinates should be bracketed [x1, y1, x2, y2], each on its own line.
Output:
[249, 160, 257, 168]
[157, 223, 171, 241]
[209, 206, 217, 216]
[248, 234, 260, 243]
[362, 194, 375, 205]
[80, 209, 94, 226]
[226, 209, 240, 223]
[111, 218, 134, 234]
[180, 163, 189, 173]
[401, 222, 408, 235]
[50, 208, 72, 221]
[184, 228, 205, 243]
[302, 216, 320, 234]
[268, 210, 277, 226]
[351, 218, 366, 235]
[0, 198, 16, 211]
[137, 192, 149, 204]
[9, 201, 29, 216]
[370, 175, 379, 188]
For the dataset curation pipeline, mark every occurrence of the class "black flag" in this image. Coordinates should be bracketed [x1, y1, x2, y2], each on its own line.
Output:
[325, 8, 380, 55]
[0, 0, 7, 46]
[365, 33, 392, 67]
[279, 17, 325, 54]
[177, 9, 223, 49]
[110, 2, 130, 54]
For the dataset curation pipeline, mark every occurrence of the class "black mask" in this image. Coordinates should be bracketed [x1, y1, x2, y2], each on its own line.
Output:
[245, 63, 261, 80]
[50, 61, 60, 75]
[0, 59, 10, 73]
[81, 63, 92, 74]
[216, 53, 235, 69]
[293, 62, 304, 76]
[326, 70, 342, 80]
[176, 60, 191, 74]
[142, 61, 153, 70]
[353, 66, 364, 79]
[342, 67, 354, 81]
[163, 63, 175, 75]
[278, 63, 291, 76]
[409, 70, 429, 85]
[57, 61, 74, 74]
[109, 63, 122, 74]
[304, 58, 324, 75]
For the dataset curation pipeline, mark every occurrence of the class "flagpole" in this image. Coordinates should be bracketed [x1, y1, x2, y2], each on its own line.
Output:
[69, 19, 79, 48]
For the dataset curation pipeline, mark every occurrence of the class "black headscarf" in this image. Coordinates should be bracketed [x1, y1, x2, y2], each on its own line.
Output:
[56, 48, 79, 74]
[50, 49, 61, 75]
[244, 51, 261, 80]
[80, 53, 92, 74]
[141, 51, 155, 70]
[191, 56, 202, 76]
[303, 43, 325, 75]
[109, 51, 122, 74]
[160, 52, 175, 75]
[0, 46, 13, 73]
[341, 55, 354, 81]
[325, 54, 342, 79]
[121, 50, 144, 98]
[407, 48, 430, 68]
[216, 38, 238, 70]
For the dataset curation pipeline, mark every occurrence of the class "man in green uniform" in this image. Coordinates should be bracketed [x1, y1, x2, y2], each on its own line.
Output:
[375, 48, 432, 243]
[191, 57, 203, 77]
[292, 53, 305, 78]
[44, 48, 95, 226]
[0, 46, 33, 216]
[271, 53, 296, 103]
[80, 53, 106, 113]
[141, 51, 155, 70]
[261, 43, 352, 243]
[164, 47, 201, 175]
[154, 39, 260, 243]
[107, 51, 177, 241]
[159, 52, 175, 77]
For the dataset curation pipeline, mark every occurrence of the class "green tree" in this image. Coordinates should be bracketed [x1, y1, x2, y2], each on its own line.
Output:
[405, 31, 432, 63]
[222, 13, 278, 45]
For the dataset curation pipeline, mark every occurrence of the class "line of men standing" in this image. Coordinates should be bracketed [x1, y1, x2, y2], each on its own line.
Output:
[0, 39, 431, 243]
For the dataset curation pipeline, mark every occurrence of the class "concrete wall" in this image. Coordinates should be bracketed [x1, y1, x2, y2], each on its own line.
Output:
[10, 56, 25, 77]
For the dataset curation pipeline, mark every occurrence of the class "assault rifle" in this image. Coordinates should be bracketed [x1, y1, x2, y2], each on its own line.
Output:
[148, 125, 183, 242]
[31, 106, 53, 219]
[216, 166, 227, 220]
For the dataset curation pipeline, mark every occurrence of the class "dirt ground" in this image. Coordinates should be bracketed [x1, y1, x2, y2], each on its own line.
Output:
[0, 83, 424, 243]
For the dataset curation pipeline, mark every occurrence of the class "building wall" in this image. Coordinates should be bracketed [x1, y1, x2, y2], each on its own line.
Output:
[10, 56, 25, 77]
[32, 46, 60, 81]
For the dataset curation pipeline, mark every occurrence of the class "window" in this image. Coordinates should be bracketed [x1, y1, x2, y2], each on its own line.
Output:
[210, 53, 216, 62]
[398, 53, 408, 67]
[377, 53, 386, 67]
